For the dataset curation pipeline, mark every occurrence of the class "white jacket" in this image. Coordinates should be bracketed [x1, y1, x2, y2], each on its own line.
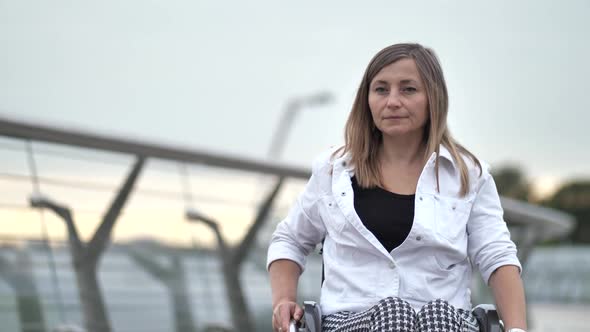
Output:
[267, 146, 521, 315]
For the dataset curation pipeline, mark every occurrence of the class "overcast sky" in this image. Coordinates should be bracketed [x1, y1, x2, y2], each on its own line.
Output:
[1, 0, 589, 196]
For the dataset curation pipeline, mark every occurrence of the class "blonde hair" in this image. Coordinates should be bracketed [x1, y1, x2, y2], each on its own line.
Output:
[334, 43, 481, 196]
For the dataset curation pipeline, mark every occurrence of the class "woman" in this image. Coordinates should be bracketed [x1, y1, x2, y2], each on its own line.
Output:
[267, 43, 527, 332]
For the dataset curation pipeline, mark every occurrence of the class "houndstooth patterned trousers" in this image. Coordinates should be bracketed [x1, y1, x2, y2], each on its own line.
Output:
[322, 297, 480, 332]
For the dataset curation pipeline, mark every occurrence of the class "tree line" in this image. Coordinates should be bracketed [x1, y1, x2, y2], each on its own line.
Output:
[492, 165, 590, 244]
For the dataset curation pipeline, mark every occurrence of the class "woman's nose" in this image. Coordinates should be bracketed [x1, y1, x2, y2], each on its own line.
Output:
[386, 92, 402, 108]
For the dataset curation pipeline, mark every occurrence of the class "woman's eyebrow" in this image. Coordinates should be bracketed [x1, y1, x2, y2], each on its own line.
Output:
[400, 79, 419, 85]
[371, 79, 389, 86]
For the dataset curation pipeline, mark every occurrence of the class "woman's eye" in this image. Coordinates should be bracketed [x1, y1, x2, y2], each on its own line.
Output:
[402, 87, 417, 93]
[374, 87, 388, 94]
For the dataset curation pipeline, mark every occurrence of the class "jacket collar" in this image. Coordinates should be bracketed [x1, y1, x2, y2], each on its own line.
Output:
[332, 151, 354, 174]
[334, 144, 457, 174]
[437, 144, 456, 168]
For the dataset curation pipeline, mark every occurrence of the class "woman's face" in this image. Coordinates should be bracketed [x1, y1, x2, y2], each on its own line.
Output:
[368, 58, 429, 140]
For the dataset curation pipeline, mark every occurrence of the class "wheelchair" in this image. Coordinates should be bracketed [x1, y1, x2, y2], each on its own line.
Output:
[288, 244, 504, 332]
[289, 301, 503, 332]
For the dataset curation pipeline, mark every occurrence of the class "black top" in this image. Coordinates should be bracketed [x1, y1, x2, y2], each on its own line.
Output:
[351, 176, 415, 252]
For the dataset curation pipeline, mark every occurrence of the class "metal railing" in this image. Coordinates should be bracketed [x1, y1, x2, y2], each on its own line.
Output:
[0, 115, 578, 332]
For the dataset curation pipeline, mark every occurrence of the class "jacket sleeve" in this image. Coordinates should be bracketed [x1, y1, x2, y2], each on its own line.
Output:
[266, 165, 328, 273]
[467, 168, 522, 285]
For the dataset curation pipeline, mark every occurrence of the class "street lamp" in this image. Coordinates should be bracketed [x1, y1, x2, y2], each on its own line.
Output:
[185, 207, 227, 252]
[29, 193, 72, 221]
[185, 207, 218, 229]
[267, 91, 334, 159]
[183, 92, 332, 331]
[185, 208, 254, 331]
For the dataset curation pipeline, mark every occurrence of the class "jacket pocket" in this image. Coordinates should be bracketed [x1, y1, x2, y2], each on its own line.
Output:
[406, 255, 467, 303]
[320, 196, 347, 234]
[433, 252, 469, 271]
[434, 196, 472, 242]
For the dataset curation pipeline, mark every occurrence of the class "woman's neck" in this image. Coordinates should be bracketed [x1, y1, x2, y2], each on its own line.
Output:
[377, 135, 427, 194]
[379, 134, 427, 167]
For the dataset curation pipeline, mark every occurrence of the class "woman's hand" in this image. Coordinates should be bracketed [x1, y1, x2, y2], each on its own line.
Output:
[272, 300, 303, 332]
[270, 260, 303, 331]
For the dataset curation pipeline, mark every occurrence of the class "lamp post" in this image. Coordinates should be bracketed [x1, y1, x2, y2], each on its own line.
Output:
[29, 193, 113, 332]
[186, 208, 219, 229]
[267, 91, 333, 159]
[185, 92, 331, 331]
[28, 155, 144, 332]
[185, 208, 253, 332]
[185, 172, 284, 332]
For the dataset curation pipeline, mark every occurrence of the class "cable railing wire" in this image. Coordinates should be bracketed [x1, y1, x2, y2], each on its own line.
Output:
[0, 141, 133, 168]
[0, 119, 310, 331]
[0, 172, 265, 208]
[26, 140, 68, 324]
[0, 140, 281, 184]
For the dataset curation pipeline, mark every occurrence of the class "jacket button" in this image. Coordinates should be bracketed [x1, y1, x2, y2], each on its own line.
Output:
[416, 235, 422, 241]
[341, 192, 346, 196]
[419, 196, 423, 201]
[389, 262, 396, 269]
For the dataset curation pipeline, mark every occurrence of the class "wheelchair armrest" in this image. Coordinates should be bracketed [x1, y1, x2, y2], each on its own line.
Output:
[288, 320, 299, 332]
[292, 300, 502, 332]
[472, 304, 503, 332]
[303, 301, 322, 332]
[289, 301, 322, 332]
